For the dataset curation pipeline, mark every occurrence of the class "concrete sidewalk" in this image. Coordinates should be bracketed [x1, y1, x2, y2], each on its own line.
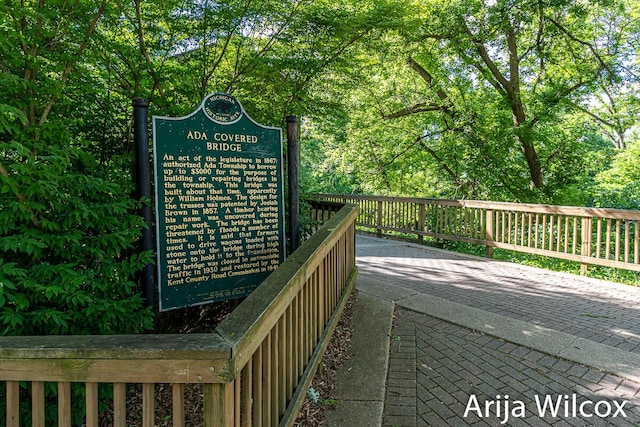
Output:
[325, 235, 640, 426]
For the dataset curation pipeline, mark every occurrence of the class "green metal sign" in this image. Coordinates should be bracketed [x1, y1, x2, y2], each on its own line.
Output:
[153, 93, 284, 311]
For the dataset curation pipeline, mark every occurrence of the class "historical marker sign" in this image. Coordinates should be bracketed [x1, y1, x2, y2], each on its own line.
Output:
[153, 93, 285, 311]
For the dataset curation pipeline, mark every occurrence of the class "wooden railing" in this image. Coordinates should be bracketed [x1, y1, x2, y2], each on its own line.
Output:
[0, 203, 358, 427]
[317, 194, 640, 273]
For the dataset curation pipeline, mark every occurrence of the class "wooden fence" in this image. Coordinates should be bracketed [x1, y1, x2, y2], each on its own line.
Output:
[316, 194, 640, 273]
[0, 203, 358, 427]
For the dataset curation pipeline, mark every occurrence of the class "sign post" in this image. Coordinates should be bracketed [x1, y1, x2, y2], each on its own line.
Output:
[153, 93, 285, 311]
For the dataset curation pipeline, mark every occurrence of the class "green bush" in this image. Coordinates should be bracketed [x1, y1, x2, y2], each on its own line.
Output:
[0, 140, 154, 336]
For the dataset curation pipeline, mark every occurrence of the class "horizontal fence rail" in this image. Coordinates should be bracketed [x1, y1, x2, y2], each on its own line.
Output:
[0, 203, 358, 427]
[317, 194, 640, 273]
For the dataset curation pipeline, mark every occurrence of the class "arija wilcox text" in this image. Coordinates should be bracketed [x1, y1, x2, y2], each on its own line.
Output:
[464, 394, 628, 424]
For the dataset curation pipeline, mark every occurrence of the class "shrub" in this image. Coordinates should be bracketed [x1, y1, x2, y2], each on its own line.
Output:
[0, 140, 154, 336]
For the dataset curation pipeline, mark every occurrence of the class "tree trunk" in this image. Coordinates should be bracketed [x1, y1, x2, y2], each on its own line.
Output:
[512, 97, 544, 189]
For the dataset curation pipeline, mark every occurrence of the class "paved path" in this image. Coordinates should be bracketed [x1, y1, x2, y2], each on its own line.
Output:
[326, 235, 640, 426]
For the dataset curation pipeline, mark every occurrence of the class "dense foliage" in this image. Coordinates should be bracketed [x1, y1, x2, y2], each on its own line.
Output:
[0, 0, 637, 423]
[308, 0, 640, 205]
[1, 0, 638, 340]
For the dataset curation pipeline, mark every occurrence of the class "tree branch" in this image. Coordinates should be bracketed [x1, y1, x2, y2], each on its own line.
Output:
[39, 0, 110, 126]
[384, 102, 447, 120]
[415, 135, 463, 187]
[548, 17, 615, 79]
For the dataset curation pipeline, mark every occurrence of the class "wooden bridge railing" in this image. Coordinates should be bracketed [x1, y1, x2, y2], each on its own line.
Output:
[0, 203, 358, 427]
[316, 194, 640, 273]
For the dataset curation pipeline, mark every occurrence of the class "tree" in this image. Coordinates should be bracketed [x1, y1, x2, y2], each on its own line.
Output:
[377, 0, 638, 200]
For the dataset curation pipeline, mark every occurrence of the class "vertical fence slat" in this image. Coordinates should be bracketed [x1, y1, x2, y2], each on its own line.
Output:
[271, 328, 279, 426]
[635, 220, 639, 264]
[625, 220, 630, 263]
[564, 217, 570, 254]
[596, 218, 603, 259]
[572, 217, 578, 254]
[86, 382, 99, 427]
[242, 360, 253, 427]
[606, 219, 612, 259]
[204, 382, 234, 427]
[263, 334, 272, 427]
[615, 219, 622, 261]
[114, 382, 127, 427]
[252, 344, 263, 425]
[58, 382, 72, 427]
[142, 383, 154, 427]
[286, 304, 294, 403]
[6, 381, 19, 427]
[555, 216, 561, 252]
[172, 383, 185, 427]
[235, 374, 241, 427]
[32, 381, 45, 427]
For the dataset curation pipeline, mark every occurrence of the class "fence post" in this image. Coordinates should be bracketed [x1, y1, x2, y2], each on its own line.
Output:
[581, 216, 592, 274]
[377, 200, 383, 238]
[418, 203, 425, 245]
[485, 209, 494, 258]
[204, 382, 235, 427]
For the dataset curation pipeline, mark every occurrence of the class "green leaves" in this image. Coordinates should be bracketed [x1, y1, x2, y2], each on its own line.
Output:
[0, 141, 153, 337]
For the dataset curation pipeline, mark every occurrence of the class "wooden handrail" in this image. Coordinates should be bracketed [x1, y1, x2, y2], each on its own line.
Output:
[0, 203, 359, 427]
[317, 194, 640, 273]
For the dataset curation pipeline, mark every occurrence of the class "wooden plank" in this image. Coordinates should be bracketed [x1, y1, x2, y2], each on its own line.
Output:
[596, 218, 603, 259]
[241, 362, 252, 427]
[0, 358, 231, 383]
[556, 216, 561, 252]
[172, 383, 185, 427]
[32, 381, 45, 427]
[317, 193, 640, 219]
[286, 304, 294, 402]
[485, 210, 494, 258]
[616, 219, 622, 261]
[142, 383, 154, 427]
[294, 293, 301, 386]
[233, 378, 241, 427]
[606, 219, 612, 259]
[114, 382, 127, 427]
[271, 328, 279, 426]
[6, 381, 19, 427]
[625, 220, 630, 263]
[418, 203, 425, 244]
[278, 317, 286, 416]
[572, 217, 578, 254]
[252, 345, 262, 425]
[534, 213, 540, 249]
[215, 205, 358, 371]
[278, 268, 357, 427]
[581, 217, 591, 273]
[263, 335, 271, 427]
[86, 382, 99, 427]
[635, 221, 639, 264]
[0, 333, 230, 360]
[564, 217, 570, 253]
[58, 382, 72, 427]
[204, 383, 235, 427]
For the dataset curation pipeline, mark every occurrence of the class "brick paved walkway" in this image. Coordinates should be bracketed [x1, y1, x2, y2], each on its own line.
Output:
[353, 235, 640, 426]
[357, 237, 640, 354]
[385, 309, 640, 426]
